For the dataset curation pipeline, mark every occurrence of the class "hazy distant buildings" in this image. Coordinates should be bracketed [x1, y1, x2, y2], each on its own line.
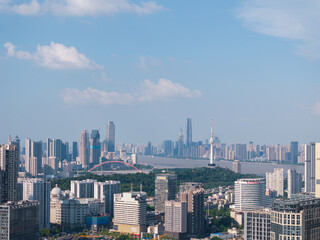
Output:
[106, 121, 115, 152]
[290, 141, 298, 164]
[266, 168, 284, 197]
[113, 192, 147, 235]
[0, 144, 18, 204]
[25, 139, 42, 174]
[163, 140, 174, 157]
[155, 173, 177, 212]
[235, 178, 267, 211]
[287, 169, 302, 198]
[72, 141, 78, 161]
[79, 130, 90, 169]
[90, 130, 101, 165]
[233, 160, 241, 173]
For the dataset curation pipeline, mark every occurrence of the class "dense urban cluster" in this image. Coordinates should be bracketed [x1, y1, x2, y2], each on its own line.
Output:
[0, 119, 319, 240]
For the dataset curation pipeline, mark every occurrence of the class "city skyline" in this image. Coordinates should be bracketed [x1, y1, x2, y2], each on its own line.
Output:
[2, 0, 320, 145]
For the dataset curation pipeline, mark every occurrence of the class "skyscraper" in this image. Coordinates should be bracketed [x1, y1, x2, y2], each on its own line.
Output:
[265, 168, 284, 197]
[165, 200, 187, 238]
[19, 178, 51, 229]
[305, 143, 316, 193]
[106, 121, 115, 152]
[72, 141, 78, 161]
[0, 144, 18, 203]
[287, 169, 302, 198]
[315, 143, 320, 198]
[233, 160, 241, 173]
[79, 130, 90, 169]
[186, 118, 192, 148]
[90, 130, 101, 165]
[25, 139, 43, 174]
[180, 188, 205, 236]
[51, 139, 62, 163]
[94, 180, 121, 216]
[290, 141, 298, 164]
[155, 173, 177, 212]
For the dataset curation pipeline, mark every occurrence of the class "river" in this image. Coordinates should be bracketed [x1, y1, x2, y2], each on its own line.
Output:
[139, 156, 304, 177]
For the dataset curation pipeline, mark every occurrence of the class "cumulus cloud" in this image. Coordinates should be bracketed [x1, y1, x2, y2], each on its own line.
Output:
[4, 42, 102, 70]
[61, 79, 201, 106]
[237, 0, 320, 60]
[312, 102, 320, 115]
[135, 55, 162, 70]
[139, 78, 202, 101]
[0, 0, 164, 16]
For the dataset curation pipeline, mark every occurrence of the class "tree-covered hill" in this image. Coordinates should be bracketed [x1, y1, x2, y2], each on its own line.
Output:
[51, 167, 256, 196]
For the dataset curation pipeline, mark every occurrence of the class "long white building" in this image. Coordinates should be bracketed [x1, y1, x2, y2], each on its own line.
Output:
[19, 178, 51, 229]
[94, 180, 121, 216]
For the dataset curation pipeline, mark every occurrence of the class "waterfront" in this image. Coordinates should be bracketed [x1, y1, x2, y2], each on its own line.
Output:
[139, 156, 304, 176]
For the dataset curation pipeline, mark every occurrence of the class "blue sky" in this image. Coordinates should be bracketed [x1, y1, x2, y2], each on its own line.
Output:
[1, 0, 320, 145]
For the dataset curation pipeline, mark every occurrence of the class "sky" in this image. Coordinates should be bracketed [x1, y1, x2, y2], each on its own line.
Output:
[1, 0, 320, 146]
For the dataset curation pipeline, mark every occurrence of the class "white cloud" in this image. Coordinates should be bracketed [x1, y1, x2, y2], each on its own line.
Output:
[312, 102, 320, 115]
[61, 87, 134, 106]
[237, 0, 320, 60]
[0, 0, 164, 16]
[61, 79, 201, 106]
[4, 42, 102, 70]
[139, 78, 202, 101]
[136, 55, 162, 70]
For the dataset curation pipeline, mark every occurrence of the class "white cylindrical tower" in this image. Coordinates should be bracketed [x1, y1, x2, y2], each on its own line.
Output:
[209, 119, 215, 166]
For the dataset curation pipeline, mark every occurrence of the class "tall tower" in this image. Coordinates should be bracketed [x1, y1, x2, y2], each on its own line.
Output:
[79, 130, 89, 169]
[0, 144, 18, 203]
[155, 173, 177, 212]
[106, 121, 115, 152]
[208, 119, 215, 166]
[90, 130, 101, 165]
[186, 118, 192, 150]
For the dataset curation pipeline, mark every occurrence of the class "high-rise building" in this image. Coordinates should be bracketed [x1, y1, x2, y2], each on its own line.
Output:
[209, 119, 215, 166]
[271, 194, 320, 240]
[176, 130, 184, 157]
[90, 130, 101, 165]
[70, 179, 96, 198]
[235, 178, 267, 211]
[94, 180, 121, 216]
[244, 208, 271, 240]
[0, 144, 18, 203]
[305, 143, 316, 193]
[10, 135, 20, 159]
[79, 130, 90, 169]
[165, 200, 187, 239]
[265, 168, 284, 197]
[186, 118, 192, 148]
[72, 141, 78, 161]
[25, 139, 43, 174]
[51, 139, 62, 163]
[46, 138, 52, 157]
[113, 192, 147, 235]
[180, 188, 205, 236]
[163, 140, 174, 156]
[290, 141, 298, 164]
[315, 143, 320, 198]
[235, 143, 247, 161]
[155, 173, 177, 212]
[106, 121, 115, 152]
[19, 178, 51, 229]
[287, 169, 302, 198]
[233, 160, 241, 173]
[0, 201, 40, 240]
[42, 156, 58, 175]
